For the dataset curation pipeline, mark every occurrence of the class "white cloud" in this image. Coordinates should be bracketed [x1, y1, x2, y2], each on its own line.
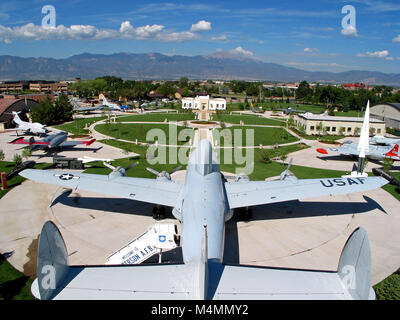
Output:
[0, 20, 209, 43]
[357, 50, 394, 60]
[341, 26, 358, 38]
[304, 47, 319, 53]
[230, 46, 254, 57]
[393, 34, 400, 42]
[211, 34, 228, 42]
[190, 20, 212, 32]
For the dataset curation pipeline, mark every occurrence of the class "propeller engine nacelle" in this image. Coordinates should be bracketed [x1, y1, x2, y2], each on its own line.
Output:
[147, 166, 182, 181]
[104, 161, 138, 179]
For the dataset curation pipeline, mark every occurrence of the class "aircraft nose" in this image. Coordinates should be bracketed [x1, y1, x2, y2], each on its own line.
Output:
[317, 148, 328, 155]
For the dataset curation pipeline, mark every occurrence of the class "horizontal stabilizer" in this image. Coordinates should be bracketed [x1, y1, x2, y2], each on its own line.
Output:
[210, 227, 374, 300]
[338, 227, 374, 300]
[33, 222, 194, 300]
[35, 221, 70, 300]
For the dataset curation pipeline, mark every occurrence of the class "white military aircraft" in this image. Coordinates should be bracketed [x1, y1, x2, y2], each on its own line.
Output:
[370, 136, 400, 146]
[100, 94, 122, 111]
[70, 98, 104, 113]
[21, 140, 388, 300]
[317, 102, 400, 162]
[1, 112, 48, 136]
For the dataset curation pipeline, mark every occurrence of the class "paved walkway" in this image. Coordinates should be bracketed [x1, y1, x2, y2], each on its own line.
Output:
[0, 177, 399, 285]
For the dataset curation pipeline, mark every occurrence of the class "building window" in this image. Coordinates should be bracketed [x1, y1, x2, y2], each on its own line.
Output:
[377, 129, 381, 134]
[332, 127, 336, 132]
[310, 126, 315, 131]
[347, 127, 351, 133]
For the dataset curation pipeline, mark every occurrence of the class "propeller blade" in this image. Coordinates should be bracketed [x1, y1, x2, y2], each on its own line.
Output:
[169, 166, 183, 175]
[126, 162, 139, 171]
[103, 162, 116, 171]
[287, 158, 293, 171]
[243, 162, 254, 176]
[147, 168, 160, 176]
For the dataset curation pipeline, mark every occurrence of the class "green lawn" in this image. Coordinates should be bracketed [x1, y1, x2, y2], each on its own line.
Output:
[85, 142, 190, 178]
[214, 126, 299, 147]
[54, 116, 107, 135]
[0, 255, 34, 300]
[382, 171, 400, 202]
[95, 123, 195, 145]
[216, 146, 347, 180]
[116, 112, 196, 123]
[374, 269, 400, 300]
[212, 114, 286, 126]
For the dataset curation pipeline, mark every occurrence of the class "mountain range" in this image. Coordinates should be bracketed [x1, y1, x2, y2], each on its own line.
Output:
[0, 52, 399, 86]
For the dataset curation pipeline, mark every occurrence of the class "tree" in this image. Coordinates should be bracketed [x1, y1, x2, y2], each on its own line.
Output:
[296, 81, 312, 101]
[178, 77, 189, 88]
[383, 158, 394, 171]
[22, 148, 32, 160]
[30, 97, 53, 125]
[54, 94, 73, 123]
[13, 154, 22, 165]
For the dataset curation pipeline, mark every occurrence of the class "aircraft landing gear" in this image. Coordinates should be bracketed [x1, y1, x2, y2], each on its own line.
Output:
[152, 206, 166, 221]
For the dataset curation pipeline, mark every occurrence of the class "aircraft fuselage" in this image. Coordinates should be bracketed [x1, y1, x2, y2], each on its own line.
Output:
[178, 141, 229, 264]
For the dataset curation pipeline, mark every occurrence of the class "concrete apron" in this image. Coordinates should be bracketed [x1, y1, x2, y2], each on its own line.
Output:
[0, 178, 399, 285]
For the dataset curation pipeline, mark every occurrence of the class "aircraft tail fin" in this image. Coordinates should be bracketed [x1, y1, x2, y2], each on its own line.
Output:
[338, 227, 374, 300]
[386, 144, 399, 158]
[34, 221, 70, 300]
[83, 138, 96, 146]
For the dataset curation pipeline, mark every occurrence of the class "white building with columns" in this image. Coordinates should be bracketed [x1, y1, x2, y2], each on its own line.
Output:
[182, 95, 226, 111]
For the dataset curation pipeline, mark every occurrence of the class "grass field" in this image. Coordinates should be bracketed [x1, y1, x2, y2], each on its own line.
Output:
[95, 123, 195, 145]
[54, 116, 107, 135]
[212, 114, 286, 126]
[0, 255, 34, 300]
[88, 141, 191, 178]
[374, 269, 400, 300]
[213, 126, 299, 147]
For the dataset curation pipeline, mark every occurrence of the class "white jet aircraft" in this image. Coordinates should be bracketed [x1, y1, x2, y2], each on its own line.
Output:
[21, 140, 388, 300]
[1, 112, 48, 136]
[100, 94, 122, 111]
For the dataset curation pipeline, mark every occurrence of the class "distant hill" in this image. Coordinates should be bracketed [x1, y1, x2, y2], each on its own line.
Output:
[1, 52, 400, 86]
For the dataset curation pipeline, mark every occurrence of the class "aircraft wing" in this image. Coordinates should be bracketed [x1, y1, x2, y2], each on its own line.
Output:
[59, 139, 97, 147]
[317, 145, 358, 156]
[224, 176, 387, 209]
[20, 169, 182, 208]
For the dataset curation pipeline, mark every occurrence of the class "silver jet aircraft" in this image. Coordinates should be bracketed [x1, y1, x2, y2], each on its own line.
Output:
[370, 135, 400, 146]
[317, 141, 399, 161]
[21, 140, 387, 300]
[9, 131, 96, 150]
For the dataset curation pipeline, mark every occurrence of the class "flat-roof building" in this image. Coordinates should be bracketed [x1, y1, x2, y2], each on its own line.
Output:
[182, 95, 226, 111]
[294, 113, 386, 136]
[29, 82, 68, 93]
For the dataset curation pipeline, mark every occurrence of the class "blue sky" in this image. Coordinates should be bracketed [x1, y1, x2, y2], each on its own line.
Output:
[0, 0, 399, 73]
